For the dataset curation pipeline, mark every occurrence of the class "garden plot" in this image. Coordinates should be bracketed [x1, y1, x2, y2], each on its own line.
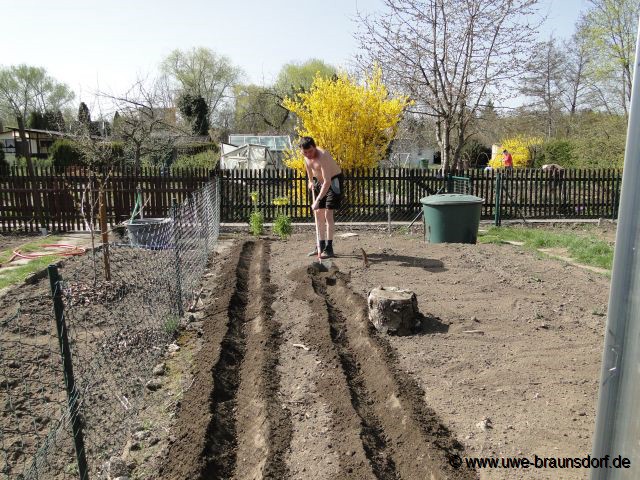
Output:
[157, 229, 608, 480]
[0, 246, 181, 479]
[1, 228, 610, 479]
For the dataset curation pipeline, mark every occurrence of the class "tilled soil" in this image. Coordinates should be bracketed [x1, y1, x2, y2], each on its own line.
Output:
[1, 225, 611, 479]
[162, 237, 476, 479]
[161, 230, 609, 480]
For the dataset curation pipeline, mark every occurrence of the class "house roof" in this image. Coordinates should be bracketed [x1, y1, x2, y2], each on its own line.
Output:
[3, 127, 66, 136]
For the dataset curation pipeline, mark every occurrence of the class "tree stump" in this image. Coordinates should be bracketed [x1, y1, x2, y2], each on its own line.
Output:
[367, 286, 418, 335]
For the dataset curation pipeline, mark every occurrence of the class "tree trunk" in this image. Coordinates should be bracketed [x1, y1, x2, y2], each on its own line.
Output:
[367, 286, 418, 336]
[135, 144, 142, 171]
[17, 116, 45, 231]
[438, 119, 456, 172]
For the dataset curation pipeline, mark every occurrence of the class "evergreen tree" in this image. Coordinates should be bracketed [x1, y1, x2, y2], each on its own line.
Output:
[27, 111, 47, 129]
[78, 102, 91, 127]
[53, 110, 66, 131]
[177, 92, 210, 135]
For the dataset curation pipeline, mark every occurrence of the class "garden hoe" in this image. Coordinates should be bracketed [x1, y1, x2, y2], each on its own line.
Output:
[310, 187, 331, 272]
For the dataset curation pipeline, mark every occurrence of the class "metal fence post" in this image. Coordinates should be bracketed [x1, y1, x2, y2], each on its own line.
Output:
[494, 172, 502, 227]
[171, 199, 184, 317]
[47, 265, 89, 480]
[202, 184, 210, 257]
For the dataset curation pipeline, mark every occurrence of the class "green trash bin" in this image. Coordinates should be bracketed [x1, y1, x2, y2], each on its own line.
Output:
[420, 194, 484, 244]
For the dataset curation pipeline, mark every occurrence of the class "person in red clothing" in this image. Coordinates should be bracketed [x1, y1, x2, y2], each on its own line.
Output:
[502, 149, 513, 170]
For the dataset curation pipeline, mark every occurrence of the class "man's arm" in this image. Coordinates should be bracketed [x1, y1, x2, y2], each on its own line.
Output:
[304, 159, 314, 189]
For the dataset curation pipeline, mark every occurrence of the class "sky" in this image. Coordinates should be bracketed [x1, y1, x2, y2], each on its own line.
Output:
[3, 0, 589, 108]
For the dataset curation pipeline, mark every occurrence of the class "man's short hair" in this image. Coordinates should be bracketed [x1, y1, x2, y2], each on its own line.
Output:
[503, 149, 508, 153]
[299, 136, 316, 149]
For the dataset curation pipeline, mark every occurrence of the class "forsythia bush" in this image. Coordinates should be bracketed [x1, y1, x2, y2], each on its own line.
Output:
[282, 66, 411, 172]
[489, 135, 543, 169]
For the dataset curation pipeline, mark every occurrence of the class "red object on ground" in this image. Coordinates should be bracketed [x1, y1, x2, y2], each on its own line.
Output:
[11, 244, 86, 260]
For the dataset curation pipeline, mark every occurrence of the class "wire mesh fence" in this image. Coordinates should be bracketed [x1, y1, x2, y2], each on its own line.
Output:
[0, 178, 220, 479]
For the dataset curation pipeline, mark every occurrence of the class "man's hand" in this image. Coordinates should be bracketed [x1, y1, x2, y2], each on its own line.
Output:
[308, 180, 314, 191]
[311, 200, 320, 211]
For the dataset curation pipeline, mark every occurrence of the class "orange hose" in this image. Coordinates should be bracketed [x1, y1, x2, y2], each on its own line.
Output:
[12, 244, 86, 260]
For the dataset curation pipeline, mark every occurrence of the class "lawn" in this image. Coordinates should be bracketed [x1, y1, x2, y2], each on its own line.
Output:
[478, 225, 614, 271]
[0, 236, 64, 290]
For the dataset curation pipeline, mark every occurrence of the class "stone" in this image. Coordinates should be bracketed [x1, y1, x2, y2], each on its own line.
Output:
[133, 430, 150, 441]
[476, 418, 493, 431]
[152, 363, 166, 376]
[145, 379, 163, 391]
[107, 456, 130, 478]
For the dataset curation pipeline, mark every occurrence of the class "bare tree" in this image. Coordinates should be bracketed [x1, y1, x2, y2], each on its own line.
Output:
[356, 0, 541, 170]
[559, 30, 591, 118]
[520, 37, 566, 138]
[104, 77, 186, 169]
[579, 0, 639, 115]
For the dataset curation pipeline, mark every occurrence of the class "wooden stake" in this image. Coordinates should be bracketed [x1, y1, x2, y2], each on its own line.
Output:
[99, 188, 111, 281]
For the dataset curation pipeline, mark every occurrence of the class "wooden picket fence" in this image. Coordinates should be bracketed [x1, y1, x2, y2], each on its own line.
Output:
[0, 166, 623, 232]
[0, 166, 211, 232]
[218, 167, 623, 222]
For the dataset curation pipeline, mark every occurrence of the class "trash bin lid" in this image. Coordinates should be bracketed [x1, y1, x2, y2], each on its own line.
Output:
[420, 193, 484, 205]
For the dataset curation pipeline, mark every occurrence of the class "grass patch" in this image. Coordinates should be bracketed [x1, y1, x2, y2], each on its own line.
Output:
[479, 226, 613, 271]
[163, 314, 181, 336]
[0, 236, 64, 289]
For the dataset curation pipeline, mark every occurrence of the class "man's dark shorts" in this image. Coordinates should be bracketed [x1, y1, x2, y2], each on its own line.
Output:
[313, 173, 344, 210]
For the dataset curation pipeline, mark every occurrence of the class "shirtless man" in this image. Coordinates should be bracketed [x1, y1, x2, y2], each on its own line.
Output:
[300, 136, 344, 258]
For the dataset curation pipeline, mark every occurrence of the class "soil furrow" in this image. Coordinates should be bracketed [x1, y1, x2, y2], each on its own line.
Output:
[259, 242, 293, 479]
[233, 240, 292, 479]
[272, 260, 375, 479]
[200, 241, 254, 479]
[312, 268, 477, 480]
[160, 241, 245, 480]
[311, 274, 400, 480]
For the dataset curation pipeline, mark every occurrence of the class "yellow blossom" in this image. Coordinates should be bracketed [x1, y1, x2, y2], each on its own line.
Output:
[282, 65, 411, 173]
[489, 136, 543, 169]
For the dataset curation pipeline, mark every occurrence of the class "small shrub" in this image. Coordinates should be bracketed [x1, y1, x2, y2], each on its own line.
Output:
[460, 139, 491, 168]
[249, 190, 265, 236]
[272, 196, 292, 240]
[14, 156, 52, 169]
[164, 315, 180, 336]
[249, 211, 264, 237]
[537, 139, 574, 168]
[273, 214, 292, 240]
[49, 139, 82, 169]
[173, 149, 219, 169]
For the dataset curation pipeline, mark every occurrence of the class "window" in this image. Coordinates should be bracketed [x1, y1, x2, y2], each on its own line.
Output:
[3, 139, 15, 152]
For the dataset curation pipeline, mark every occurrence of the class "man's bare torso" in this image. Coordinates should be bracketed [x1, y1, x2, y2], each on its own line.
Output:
[305, 148, 342, 183]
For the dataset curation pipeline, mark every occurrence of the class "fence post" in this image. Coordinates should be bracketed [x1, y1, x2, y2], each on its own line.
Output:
[48, 265, 90, 480]
[494, 172, 502, 227]
[99, 188, 111, 281]
[171, 199, 184, 317]
[386, 191, 392, 235]
[202, 185, 210, 258]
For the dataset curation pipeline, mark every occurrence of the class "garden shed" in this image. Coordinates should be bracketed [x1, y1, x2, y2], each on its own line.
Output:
[219, 143, 277, 169]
